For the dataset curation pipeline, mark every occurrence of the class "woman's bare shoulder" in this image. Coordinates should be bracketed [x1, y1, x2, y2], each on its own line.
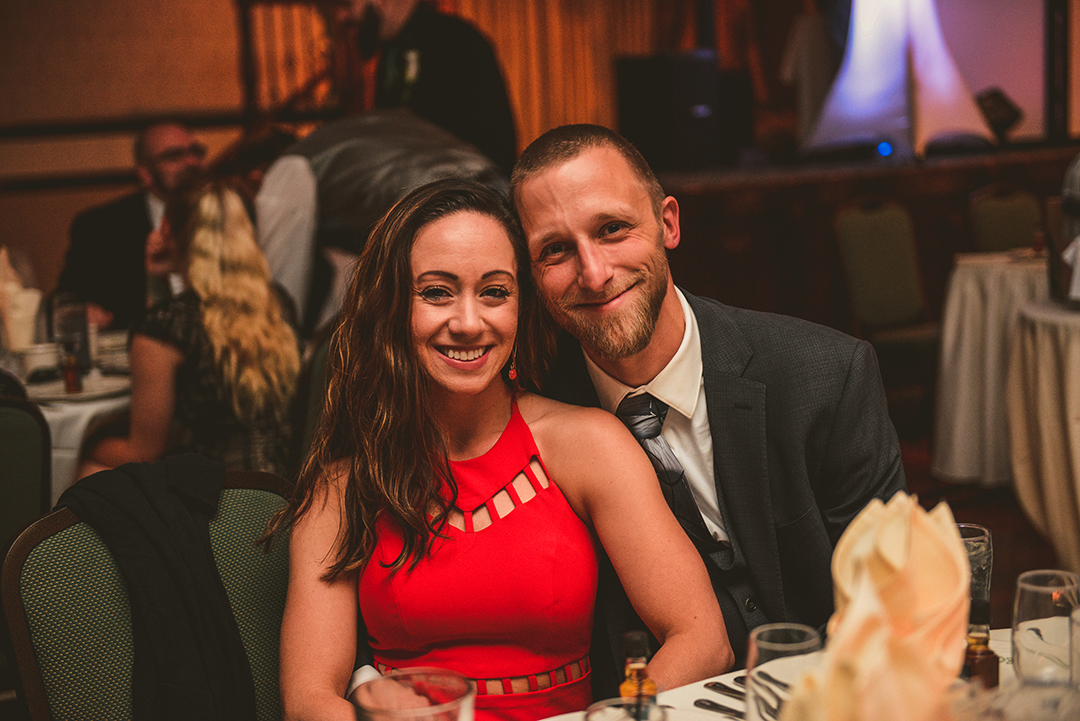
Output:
[516, 393, 635, 450]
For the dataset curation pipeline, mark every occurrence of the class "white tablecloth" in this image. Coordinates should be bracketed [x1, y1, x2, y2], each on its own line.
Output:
[541, 630, 1015, 721]
[1007, 300, 1080, 574]
[932, 252, 1048, 486]
[33, 378, 130, 506]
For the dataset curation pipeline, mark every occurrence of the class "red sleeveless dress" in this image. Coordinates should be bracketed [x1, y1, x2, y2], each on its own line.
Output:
[358, 400, 599, 721]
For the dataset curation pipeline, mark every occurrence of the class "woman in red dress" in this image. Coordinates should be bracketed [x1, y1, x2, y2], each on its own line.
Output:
[274, 179, 731, 720]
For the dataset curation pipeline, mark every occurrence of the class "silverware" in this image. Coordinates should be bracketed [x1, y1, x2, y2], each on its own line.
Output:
[693, 698, 745, 719]
[732, 674, 746, 688]
[704, 681, 745, 701]
[756, 670, 790, 691]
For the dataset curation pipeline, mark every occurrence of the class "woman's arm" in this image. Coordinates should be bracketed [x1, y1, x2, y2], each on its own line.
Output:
[533, 400, 734, 690]
[280, 473, 359, 721]
[87, 333, 182, 468]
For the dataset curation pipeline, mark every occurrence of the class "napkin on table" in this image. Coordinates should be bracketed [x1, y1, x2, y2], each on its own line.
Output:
[0, 245, 43, 350]
[781, 492, 970, 721]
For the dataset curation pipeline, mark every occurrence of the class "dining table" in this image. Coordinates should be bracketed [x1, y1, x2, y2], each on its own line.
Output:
[1007, 299, 1080, 575]
[27, 371, 131, 507]
[540, 630, 1016, 721]
[932, 251, 1048, 487]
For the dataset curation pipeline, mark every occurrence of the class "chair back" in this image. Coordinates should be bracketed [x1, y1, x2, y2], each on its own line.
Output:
[0, 397, 50, 553]
[2, 469, 290, 721]
[968, 183, 1043, 253]
[834, 199, 928, 331]
[210, 471, 291, 721]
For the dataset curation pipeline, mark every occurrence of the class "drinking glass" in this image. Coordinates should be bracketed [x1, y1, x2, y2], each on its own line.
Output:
[1012, 570, 1079, 686]
[51, 293, 89, 371]
[746, 623, 822, 721]
[350, 668, 474, 721]
[1072, 606, 1080, 686]
[585, 696, 666, 721]
[957, 523, 993, 641]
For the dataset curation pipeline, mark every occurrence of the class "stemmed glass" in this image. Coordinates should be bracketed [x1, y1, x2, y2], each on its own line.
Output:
[1012, 569, 1079, 686]
[350, 668, 474, 721]
[745, 623, 821, 721]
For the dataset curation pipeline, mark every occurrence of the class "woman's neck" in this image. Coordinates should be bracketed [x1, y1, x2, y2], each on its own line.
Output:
[431, 382, 514, 461]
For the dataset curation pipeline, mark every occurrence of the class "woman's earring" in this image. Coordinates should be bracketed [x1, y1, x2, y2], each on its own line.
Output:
[508, 348, 518, 381]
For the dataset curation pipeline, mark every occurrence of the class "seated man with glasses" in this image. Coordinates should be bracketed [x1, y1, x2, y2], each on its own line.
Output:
[56, 121, 207, 330]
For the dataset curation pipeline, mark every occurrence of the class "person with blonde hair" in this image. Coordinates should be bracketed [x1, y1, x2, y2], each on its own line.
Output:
[83, 177, 300, 477]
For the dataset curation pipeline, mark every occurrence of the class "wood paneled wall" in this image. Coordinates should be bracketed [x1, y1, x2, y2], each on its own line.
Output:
[453, 0, 660, 148]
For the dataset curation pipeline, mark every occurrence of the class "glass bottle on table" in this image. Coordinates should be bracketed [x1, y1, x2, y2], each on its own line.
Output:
[958, 523, 998, 688]
[619, 630, 657, 704]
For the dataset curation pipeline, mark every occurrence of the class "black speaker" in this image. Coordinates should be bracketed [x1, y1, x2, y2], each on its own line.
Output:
[617, 51, 721, 171]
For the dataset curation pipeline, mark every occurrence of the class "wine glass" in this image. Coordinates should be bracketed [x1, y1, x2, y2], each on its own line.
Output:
[745, 623, 821, 721]
[585, 696, 666, 721]
[1012, 570, 1079, 686]
[350, 668, 474, 721]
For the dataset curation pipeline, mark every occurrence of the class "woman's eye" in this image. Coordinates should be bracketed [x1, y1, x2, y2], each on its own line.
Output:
[481, 286, 511, 300]
[418, 286, 451, 301]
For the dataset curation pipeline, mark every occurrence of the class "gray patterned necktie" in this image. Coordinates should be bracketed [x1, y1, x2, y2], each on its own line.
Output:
[615, 393, 719, 551]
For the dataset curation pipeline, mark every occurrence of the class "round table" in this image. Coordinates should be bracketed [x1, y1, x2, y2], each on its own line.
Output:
[28, 373, 131, 506]
[932, 252, 1048, 486]
[1007, 299, 1080, 574]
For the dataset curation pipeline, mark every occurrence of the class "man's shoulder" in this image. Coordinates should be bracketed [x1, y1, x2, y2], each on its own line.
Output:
[71, 191, 148, 229]
[686, 291, 863, 356]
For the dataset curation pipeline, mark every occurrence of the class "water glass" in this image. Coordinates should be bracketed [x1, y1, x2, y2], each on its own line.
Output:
[1012, 570, 1079, 685]
[957, 523, 993, 640]
[350, 668, 474, 721]
[746, 623, 821, 721]
[585, 697, 666, 721]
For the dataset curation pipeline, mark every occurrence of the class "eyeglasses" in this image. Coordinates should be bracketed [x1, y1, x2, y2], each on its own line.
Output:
[150, 142, 207, 164]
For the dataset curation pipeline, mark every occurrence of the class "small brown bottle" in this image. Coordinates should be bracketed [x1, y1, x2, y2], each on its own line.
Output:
[62, 350, 82, 393]
[619, 630, 658, 702]
[961, 634, 999, 689]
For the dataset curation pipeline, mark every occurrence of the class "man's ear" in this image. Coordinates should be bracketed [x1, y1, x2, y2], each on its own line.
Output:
[661, 196, 680, 250]
[135, 164, 154, 192]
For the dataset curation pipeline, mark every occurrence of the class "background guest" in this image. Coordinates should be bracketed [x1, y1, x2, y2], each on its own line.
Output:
[55, 121, 207, 330]
[338, 0, 517, 175]
[81, 177, 299, 478]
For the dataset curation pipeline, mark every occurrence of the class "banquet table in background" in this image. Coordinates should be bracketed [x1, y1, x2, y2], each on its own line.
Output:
[932, 251, 1048, 487]
[29, 374, 131, 507]
[1007, 300, 1080, 575]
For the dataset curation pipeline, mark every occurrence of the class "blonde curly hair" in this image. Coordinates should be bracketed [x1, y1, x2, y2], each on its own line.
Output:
[168, 178, 300, 424]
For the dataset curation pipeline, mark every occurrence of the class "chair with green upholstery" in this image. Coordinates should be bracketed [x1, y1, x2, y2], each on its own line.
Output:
[968, 183, 1044, 253]
[0, 396, 51, 707]
[2, 469, 291, 721]
[834, 199, 941, 437]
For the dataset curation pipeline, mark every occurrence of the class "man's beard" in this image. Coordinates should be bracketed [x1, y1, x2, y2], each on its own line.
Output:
[546, 256, 668, 362]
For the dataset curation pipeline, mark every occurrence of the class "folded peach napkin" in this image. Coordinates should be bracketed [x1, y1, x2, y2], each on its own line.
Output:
[781, 493, 970, 721]
[0, 246, 43, 350]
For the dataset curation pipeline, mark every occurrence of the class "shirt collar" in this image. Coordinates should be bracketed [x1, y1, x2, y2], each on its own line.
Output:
[145, 192, 165, 230]
[584, 287, 703, 420]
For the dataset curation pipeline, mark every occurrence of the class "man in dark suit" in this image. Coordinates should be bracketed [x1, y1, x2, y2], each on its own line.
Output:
[56, 121, 206, 329]
[510, 125, 906, 690]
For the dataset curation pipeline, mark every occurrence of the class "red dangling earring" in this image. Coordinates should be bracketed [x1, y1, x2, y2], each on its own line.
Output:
[508, 348, 518, 381]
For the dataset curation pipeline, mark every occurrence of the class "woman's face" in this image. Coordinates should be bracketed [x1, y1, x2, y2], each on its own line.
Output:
[410, 211, 519, 399]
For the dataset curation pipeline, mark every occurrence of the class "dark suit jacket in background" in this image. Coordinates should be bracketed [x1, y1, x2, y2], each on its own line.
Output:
[543, 290, 907, 695]
[57, 190, 152, 330]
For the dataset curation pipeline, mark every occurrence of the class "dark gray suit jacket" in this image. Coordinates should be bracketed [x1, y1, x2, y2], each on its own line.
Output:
[543, 290, 907, 694]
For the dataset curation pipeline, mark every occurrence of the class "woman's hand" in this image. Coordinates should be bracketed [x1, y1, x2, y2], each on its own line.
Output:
[280, 470, 361, 721]
[526, 396, 734, 690]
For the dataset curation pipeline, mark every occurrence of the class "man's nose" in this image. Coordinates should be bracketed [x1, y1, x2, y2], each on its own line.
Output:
[577, 242, 613, 292]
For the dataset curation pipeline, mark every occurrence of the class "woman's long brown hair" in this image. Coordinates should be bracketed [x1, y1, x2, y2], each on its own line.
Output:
[266, 178, 554, 578]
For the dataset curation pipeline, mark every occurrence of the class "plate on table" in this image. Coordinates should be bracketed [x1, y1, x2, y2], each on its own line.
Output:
[27, 373, 131, 402]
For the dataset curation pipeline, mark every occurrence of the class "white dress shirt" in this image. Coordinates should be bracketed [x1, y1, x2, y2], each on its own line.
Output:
[584, 288, 730, 544]
[145, 193, 184, 297]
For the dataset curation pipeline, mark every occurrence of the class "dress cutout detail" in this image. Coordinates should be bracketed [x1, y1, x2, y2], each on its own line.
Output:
[359, 399, 599, 721]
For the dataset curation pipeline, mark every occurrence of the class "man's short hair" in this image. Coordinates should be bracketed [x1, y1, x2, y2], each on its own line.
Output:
[132, 121, 187, 166]
[510, 124, 665, 218]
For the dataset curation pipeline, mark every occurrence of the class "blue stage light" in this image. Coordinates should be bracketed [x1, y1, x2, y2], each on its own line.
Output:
[877, 141, 894, 157]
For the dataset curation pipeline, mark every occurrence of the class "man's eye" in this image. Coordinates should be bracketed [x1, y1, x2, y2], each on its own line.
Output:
[418, 286, 451, 301]
[540, 243, 567, 261]
[601, 222, 626, 236]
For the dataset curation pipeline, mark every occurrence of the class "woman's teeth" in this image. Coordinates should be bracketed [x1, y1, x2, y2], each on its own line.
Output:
[445, 348, 485, 361]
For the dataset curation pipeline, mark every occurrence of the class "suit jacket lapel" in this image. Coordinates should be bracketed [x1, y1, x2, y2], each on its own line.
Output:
[687, 292, 785, 623]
